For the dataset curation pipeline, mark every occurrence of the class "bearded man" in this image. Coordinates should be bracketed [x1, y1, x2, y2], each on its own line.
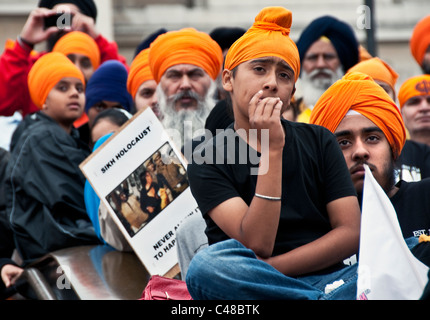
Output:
[148, 28, 223, 149]
[295, 16, 359, 123]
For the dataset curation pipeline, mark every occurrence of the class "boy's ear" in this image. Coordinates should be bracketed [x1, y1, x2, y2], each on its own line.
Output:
[222, 69, 233, 92]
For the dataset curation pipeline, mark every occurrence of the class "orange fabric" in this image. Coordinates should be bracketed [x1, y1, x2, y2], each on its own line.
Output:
[224, 6, 300, 81]
[398, 74, 430, 108]
[348, 57, 398, 93]
[410, 15, 430, 66]
[149, 28, 223, 83]
[73, 112, 89, 128]
[53, 31, 101, 70]
[28, 52, 85, 109]
[5, 38, 39, 57]
[358, 45, 372, 62]
[310, 72, 406, 158]
[127, 48, 153, 99]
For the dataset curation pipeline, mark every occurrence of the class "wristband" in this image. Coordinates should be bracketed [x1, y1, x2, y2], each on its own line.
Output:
[17, 36, 34, 50]
[254, 193, 282, 201]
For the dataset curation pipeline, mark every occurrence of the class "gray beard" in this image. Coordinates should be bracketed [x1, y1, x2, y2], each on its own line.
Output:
[157, 82, 216, 148]
[299, 67, 344, 109]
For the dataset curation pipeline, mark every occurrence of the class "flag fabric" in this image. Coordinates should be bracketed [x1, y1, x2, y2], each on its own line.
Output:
[356, 165, 429, 300]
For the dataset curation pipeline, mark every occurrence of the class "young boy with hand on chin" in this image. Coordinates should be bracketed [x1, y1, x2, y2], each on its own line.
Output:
[185, 6, 361, 300]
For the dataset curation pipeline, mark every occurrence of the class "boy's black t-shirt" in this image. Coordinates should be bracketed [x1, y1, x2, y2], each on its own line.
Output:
[187, 119, 356, 257]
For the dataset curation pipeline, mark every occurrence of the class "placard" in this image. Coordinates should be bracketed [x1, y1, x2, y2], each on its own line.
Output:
[80, 108, 200, 276]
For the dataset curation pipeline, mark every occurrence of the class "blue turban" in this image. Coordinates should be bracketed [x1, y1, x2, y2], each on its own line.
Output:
[297, 15, 359, 73]
[85, 60, 133, 112]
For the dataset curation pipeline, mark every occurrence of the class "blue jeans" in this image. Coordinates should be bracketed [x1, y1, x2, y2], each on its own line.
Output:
[185, 239, 358, 300]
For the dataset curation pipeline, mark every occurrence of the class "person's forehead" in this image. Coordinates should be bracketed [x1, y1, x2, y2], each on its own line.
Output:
[305, 39, 338, 56]
[246, 56, 292, 69]
[335, 113, 379, 133]
[164, 64, 207, 74]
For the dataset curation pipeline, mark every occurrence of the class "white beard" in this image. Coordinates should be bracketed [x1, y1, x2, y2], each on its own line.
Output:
[298, 66, 344, 109]
[157, 81, 217, 148]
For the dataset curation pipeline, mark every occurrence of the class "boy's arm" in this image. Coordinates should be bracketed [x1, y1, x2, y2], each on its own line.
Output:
[262, 195, 361, 276]
[208, 91, 285, 258]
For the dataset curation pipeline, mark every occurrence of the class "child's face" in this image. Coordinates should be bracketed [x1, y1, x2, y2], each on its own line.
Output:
[43, 77, 85, 126]
[222, 56, 295, 120]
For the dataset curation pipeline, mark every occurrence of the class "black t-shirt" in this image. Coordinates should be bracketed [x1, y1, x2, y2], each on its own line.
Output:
[187, 119, 356, 257]
[390, 178, 430, 239]
[396, 140, 430, 181]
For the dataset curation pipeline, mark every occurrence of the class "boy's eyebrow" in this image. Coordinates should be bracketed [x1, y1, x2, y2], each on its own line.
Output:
[249, 58, 294, 73]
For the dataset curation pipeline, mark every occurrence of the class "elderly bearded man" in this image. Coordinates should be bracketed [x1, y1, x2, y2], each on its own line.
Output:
[148, 28, 223, 149]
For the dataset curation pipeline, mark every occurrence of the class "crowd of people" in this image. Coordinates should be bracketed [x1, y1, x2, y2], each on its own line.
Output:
[0, 0, 430, 300]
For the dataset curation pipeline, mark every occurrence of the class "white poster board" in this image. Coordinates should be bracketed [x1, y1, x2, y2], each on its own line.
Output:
[80, 108, 200, 276]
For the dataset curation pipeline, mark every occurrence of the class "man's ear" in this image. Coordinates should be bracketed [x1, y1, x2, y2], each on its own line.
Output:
[291, 85, 296, 97]
[222, 69, 233, 92]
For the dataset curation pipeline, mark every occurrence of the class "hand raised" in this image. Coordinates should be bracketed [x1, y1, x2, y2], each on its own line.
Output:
[248, 90, 285, 150]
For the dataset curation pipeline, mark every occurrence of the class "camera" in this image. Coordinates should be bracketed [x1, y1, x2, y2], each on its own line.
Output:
[44, 12, 73, 29]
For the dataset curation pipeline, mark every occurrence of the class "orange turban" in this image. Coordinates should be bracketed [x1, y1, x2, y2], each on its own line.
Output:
[149, 28, 223, 83]
[358, 45, 372, 62]
[53, 31, 100, 69]
[310, 72, 406, 158]
[398, 74, 430, 108]
[410, 15, 430, 66]
[224, 7, 300, 81]
[127, 48, 153, 99]
[348, 57, 398, 94]
[28, 52, 85, 108]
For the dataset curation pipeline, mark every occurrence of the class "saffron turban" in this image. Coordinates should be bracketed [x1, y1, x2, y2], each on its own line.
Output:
[149, 28, 223, 83]
[28, 52, 85, 108]
[348, 57, 398, 94]
[398, 75, 430, 108]
[85, 60, 133, 112]
[224, 6, 300, 81]
[410, 15, 430, 66]
[53, 31, 100, 70]
[310, 72, 406, 158]
[297, 15, 359, 72]
[127, 48, 153, 99]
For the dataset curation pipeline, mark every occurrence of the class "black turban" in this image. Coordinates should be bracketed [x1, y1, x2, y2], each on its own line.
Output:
[134, 28, 168, 58]
[209, 27, 246, 51]
[297, 15, 359, 73]
[38, 0, 97, 21]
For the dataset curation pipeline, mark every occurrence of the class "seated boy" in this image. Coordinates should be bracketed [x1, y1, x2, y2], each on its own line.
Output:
[185, 7, 361, 300]
[5, 52, 101, 265]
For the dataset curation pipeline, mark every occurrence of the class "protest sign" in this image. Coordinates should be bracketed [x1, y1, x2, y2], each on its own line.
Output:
[80, 108, 200, 276]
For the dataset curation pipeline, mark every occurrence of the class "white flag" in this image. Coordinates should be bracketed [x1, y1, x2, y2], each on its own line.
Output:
[356, 164, 429, 300]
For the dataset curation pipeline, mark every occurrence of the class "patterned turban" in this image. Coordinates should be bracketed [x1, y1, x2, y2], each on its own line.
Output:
[398, 75, 430, 108]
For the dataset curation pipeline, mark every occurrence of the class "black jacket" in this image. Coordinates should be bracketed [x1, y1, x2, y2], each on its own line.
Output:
[5, 112, 100, 264]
